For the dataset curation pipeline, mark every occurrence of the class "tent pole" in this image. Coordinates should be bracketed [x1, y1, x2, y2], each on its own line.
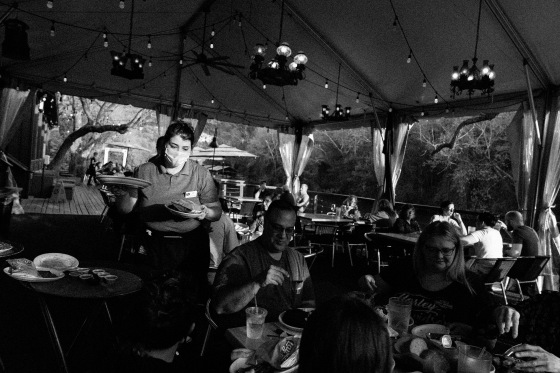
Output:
[524, 59, 541, 146]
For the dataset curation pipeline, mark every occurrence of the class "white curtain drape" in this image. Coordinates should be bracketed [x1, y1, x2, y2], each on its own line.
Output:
[537, 96, 560, 291]
[279, 132, 295, 191]
[292, 134, 314, 194]
[507, 103, 536, 214]
[0, 88, 31, 147]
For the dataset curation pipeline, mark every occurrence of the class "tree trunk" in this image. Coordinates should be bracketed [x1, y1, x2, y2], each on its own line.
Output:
[48, 124, 129, 170]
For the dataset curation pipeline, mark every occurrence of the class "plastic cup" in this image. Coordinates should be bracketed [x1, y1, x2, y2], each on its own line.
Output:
[457, 344, 492, 373]
[245, 307, 267, 339]
[387, 297, 412, 336]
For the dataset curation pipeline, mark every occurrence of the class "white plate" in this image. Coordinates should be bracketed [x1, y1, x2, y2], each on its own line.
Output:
[165, 204, 204, 219]
[411, 324, 449, 338]
[4, 266, 64, 282]
[229, 358, 298, 373]
[97, 175, 151, 189]
[33, 253, 79, 271]
[278, 308, 315, 333]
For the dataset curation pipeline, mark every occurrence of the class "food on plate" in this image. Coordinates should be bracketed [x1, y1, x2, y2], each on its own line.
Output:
[426, 333, 457, 348]
[230, 348, 255, 361]
[420, 349, 451, 373]
[39, 258, 67, 270]
[171, 199, 202, 214]
[0, 241, 12, 253]
[282, 309, 311, 329]
[404, 337, 429, 356]
[7, 258, 40, 277]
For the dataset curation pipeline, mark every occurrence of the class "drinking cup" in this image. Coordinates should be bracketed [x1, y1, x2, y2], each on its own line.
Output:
[457, 344, 492, 373]
[245, 307, 267, 339]
[387, 297, 412, 336]
[335, 207, 342, 218]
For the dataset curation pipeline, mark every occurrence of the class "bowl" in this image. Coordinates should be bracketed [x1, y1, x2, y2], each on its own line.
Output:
[69, 271, 81, 277]
[103, 275, 118, 283]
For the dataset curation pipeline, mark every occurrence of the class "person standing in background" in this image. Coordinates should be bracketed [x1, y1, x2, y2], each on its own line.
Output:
[296, 184, 310, 213]
[254, 181, 270, 200]
[87, 152, 98, 186]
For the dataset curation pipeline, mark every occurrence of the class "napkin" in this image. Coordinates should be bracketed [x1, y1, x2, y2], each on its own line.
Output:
[256, 336, 300, 370]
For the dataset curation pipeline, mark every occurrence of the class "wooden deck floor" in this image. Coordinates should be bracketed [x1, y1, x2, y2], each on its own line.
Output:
[21, 184, 105, 215]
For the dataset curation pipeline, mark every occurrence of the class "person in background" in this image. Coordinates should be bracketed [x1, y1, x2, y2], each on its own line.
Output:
[100, 161, 116, 175]
[254, 181, 270, 200]
[112, 121, 221, 301]
[358, 221, 520, 334]
[367, 199, 397, 228]
[394, 204, 421, 234]
[342, 195, 361, 220]
[115, 272, 197, 373]
[249, 195, 273, 240]
[208, 181, 239, 285]
[299, 294, 393, 373]
[87, 152, 98, 186]
[502, 210, 540, 257]
[430, 200, 467, 236]
[212, 200, 315, 326]
[148, 136, 166, 164]
[279, 184, 296, 207]
[296, 184, 310, 213]
[460, 212, 503, 258]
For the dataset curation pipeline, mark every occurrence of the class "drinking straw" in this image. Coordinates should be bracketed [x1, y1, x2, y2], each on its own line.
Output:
[254, 295, 258, 312]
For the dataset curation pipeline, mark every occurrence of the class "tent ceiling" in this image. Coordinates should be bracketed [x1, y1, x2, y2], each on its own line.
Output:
[1, 0, 558, 130]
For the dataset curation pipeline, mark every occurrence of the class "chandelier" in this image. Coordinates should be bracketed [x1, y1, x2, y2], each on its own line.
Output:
[450, 0, 495, 98]
[110, 0, 145, 80]
[249, 0, 307, 87]
[321, 63, 350, 121]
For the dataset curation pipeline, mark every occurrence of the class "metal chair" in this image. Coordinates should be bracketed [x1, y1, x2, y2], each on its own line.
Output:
[200, 299, 218, 357]
[344, 223, 374, 267]
[294, 244, 324, 269]
[505, 256, 550, 301]
[466, 257, 517, 305]
[307, 224, 344, 267]
[98, 187, 115, 224]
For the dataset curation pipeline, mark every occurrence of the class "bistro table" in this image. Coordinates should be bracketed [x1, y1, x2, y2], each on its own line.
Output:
[297, 212, 353, 224]
[26, 265, 143, 373]
[225, 321, 296, 350]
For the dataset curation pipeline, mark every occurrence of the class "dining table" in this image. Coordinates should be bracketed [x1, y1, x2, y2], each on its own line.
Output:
[24, 264, 143, 373]
[297, 212, 353, 225]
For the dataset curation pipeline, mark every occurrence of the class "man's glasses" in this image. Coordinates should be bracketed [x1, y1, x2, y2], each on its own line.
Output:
[425, 246, 455, 256]
[270, 223, 295, 237]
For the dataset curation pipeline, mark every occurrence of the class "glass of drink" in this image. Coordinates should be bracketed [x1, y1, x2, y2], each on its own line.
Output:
[457, 344, 492, 373]
[245, 306, 267, 339]
[387, 297, 412, 336]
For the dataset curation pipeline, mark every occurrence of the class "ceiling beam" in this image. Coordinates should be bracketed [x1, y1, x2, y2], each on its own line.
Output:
[485, 0, 552, 88]
[283, 0, 389, 108]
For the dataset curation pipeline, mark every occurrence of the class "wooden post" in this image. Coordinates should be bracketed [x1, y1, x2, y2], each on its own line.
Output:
[50, 181, 66, 203]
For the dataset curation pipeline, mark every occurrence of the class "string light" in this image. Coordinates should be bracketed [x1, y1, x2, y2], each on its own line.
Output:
[407, 50, 411, 64]
[393, 16, 398, 30]
[420, 110, 425, 116]
[210, 42, 214, 49]
[148, 58, 152, 67]
[422, 78, 427, 88]
[445, 107, 450, 113]
[119, 0, 125, 9]
[211, 27, 215, 37]
[50, 21, 55, 37]
[63, 74, 67, 83]
[211, 97, 215, 104]
[389, 106, 393, 113]
[147, 35, 152, 49]
[434, 95, 438, 104]
[355, 93, 360, 103]
[263, 84, 266, 89]
[46, 0, 53, 8]
[324, 80, 328, 89]
[103, 32, 109, 48]
[179, 58, 183, 65]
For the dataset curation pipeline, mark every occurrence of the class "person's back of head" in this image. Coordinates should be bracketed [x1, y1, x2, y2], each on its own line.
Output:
[264, 199, 297, 221]
[299, 294, 393, 373]
[505, 211, 524, 228]
[478, 212, 498, 227]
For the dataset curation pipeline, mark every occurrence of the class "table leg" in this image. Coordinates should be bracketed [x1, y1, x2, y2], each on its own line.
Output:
[66, 302, 103, 358]
[37, 295, 69, 373]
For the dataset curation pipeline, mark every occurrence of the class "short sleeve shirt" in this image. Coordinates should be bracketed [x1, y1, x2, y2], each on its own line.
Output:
[213, 238, 314, 323]
[130, 160, 219, 233]
[208, 213, 240, 269]
[468, 227, 503, 258]
[512, 226, 539, 256]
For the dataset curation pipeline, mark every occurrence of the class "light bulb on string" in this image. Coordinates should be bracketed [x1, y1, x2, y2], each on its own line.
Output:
[119, 0, 124, 9]
[422, 78, 427, 88]
[355, 93, 360, 104]
[50, 22, 55, 37]
[407, 50, 411, 64]
[324, 80, 328, 89]
[210, 42, 214, 49]
[179, 58, 183, 65]
[421, 110, 425, 117]
[211, 27, 215, 37]
[389, 106, 393, 113]
[46, 0, 53, 8]
[147, 35, 152, 49]
[393, 16, 398, 30]
[445, 107, 450, 114]
[148, 57, 152, 67]
[63, 74, 67, 83]
[434, 95, 438, 104]
[103, 33, 109, 47]
[263, 84, 266, 89]
[211, 97, 215, 104]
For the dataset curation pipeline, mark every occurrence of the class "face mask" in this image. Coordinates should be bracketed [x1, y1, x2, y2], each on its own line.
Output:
[165, 146, 190, 167]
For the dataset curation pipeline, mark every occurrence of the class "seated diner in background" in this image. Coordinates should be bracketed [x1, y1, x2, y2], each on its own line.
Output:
[298, 294, 393, 373]
[249, 195, 273, 241]
[296, 183, 310, 213]
[430, 200, 467, 235]
[100, 161, 116, 175]
[358, 221, 520, 336]
[211, 200, 315, 326]
[254, 180, 271, 200]
[366, 198, 397, 228]
[393, 204, 421, 234]
[460, 212, 503, 258]
[502, 210, 540, 257]
[342, 194, 361, 220]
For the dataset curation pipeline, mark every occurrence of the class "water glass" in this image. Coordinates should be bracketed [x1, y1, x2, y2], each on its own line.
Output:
[457, 344, 492, 373]
[387, 297, 412, 335]
[245, 307, 267, 339]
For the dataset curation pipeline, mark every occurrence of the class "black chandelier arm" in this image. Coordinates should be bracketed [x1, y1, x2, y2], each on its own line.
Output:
[473, 0, 483, 60]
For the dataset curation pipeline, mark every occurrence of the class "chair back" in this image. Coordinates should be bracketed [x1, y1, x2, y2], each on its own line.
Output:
[205, 299, 218, 329]
[467, 257, 517, 284]
[314, 224, 338, 236]
[98, 188, 115, 206]
[239, 201, 257, 217]
[507, 256, 550, 282]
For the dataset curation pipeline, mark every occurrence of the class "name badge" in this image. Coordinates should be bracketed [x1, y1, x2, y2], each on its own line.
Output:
[184, 191, 198, 198]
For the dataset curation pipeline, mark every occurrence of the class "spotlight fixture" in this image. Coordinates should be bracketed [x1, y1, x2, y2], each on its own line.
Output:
[321, 63, 351, 121]
[249, 0, 307, 87]
[450, 0, 495, 98]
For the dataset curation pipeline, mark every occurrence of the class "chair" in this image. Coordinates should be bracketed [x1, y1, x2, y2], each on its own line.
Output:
[237, 201, 257, 223]
[295, 244, 324, 269]
[98, 187, 115, 224]
[505, 256, 550, 301]
[344, 223, 374, 267]
[466, 257, 517, 305]
[200, 299, 218, 357]
[307, 224, 344, 267]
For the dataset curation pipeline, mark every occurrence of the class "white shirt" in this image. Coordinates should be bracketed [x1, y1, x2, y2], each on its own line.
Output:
[430, 214, 464, 235]
[467, 227, 503, 258]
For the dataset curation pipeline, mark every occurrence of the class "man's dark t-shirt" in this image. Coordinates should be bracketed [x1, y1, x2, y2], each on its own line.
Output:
[512, 225, 539, 256]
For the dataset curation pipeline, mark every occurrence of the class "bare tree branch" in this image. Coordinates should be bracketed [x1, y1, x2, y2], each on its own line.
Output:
[430, 113, 497, 156]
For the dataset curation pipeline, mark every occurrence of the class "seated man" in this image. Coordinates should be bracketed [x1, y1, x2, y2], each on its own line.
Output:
[461, 212, 503, 258]
[503, 210, 539, 257]
[211, 200, 315, 326]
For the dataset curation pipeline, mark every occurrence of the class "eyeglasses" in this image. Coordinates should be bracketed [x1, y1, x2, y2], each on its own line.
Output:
[425, 246, 455, 256]
[269, 223, 295, 237]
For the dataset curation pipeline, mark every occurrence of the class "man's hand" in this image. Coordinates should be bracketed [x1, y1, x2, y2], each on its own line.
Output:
[494, 305, 520, 338]
[255, 265, 290, 288]
[196, 205, 208, 220]
[452, 212, 463, 221]
[510, 344, 560, 372]
[358, 274, 377, 293]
